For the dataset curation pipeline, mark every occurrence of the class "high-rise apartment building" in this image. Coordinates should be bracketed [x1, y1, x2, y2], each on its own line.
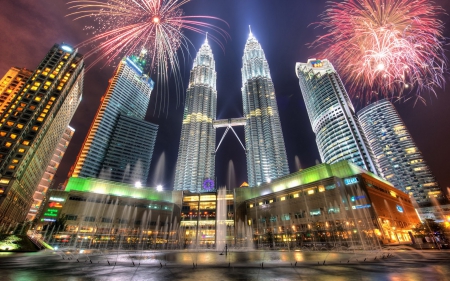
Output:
[0, 43, 84, 224]
[242, 31, 289, 187]
[357, 99, 444, 206]
[0, 67, 33, 114]
[27, 126, 75, 221]
[70, 52, 157, 185]
[174, 39, 217, 192]
[295, 59, 378, 175]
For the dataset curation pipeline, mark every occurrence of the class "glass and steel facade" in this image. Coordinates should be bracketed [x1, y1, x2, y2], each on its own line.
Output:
[101, 114, 158, 184]
[39, 178, 181, 248]
[235, 161, 420, 248]
[0, 43, 84, 224]
[179, 191, 234, 249]
[174, 39, 217, 192]
[295, 59, 378, 175]
[242, 32, 289, 187]
[71, 54, 155, 183]
[357, 99, 444, 206]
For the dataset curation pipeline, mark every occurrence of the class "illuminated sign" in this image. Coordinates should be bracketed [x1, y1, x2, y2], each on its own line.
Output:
[49, 197, 65, 202]
[41, 218, 56, 222]
[43, 213, 57, 217]
[203, 179, 215, 191]
[352, 204, 371, 209]
[61, 45, 73, 52]
[311, 60, 323, 68]
[351, 195, 366, 202]
[396, 205, 404, 213]
[344, 177, 359, 185]
[48, 202, 63, 208]
[44, 208, 59, 217]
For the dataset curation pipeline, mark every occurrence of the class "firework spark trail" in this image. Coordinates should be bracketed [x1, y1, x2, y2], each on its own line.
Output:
[311, 0, 447, 104]
[67, 0, 229, 114]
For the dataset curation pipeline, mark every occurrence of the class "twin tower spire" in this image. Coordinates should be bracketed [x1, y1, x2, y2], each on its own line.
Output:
[174, 30, 289, 192]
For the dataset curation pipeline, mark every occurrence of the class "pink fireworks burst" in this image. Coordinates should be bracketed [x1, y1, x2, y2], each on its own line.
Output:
[67, 0, 229, 111]
[312, 0, 447, 104]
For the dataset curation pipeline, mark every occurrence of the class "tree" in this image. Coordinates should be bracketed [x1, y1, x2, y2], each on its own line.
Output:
[265, 230, 274, 248]
[413, 219, 442, 237]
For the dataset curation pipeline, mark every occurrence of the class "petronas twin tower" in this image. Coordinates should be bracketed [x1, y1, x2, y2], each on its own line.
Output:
[173, 40, 217, 192]
[174, 31, 289, 192]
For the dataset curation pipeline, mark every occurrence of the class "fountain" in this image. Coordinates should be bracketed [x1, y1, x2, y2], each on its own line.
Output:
[226, 160, 236, 190]
[294, 155, 302, 171]
[130, 159, 143, 184]
[121, 164, 131, 183]
[5, 160, 440, 281]
[98, 167, 112, 181]
[151, 151, 166, 187]
[235, 216, 254, 249]
[216, 187, 227, 251]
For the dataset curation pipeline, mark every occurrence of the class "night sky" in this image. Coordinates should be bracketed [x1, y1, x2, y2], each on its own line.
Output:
[0, 1, 449, 192]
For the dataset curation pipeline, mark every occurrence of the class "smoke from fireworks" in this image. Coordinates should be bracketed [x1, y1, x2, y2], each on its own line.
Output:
[312, 0, 447, 104]
[67, 0, 228, 112]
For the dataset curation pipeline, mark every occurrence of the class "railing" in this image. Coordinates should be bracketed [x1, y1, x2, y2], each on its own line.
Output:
[27, 230, 53, 250]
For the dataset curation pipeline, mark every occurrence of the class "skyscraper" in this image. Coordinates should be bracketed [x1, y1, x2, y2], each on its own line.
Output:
[101, 114, 158, 184]
[0, 43, 84, 224]
[295, 59, 378, 175]
[357, 99, 444, 206]
[27, 126, 75, 221]
[174, 38, 217, 192]
[0, 67, 33, 115]
[70, 52, 157, 185]
[242, 31, 289, 187]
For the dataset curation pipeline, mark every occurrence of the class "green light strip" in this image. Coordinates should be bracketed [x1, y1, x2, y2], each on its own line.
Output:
[235, 161, 392, 201]
[65, 177, 173, 202]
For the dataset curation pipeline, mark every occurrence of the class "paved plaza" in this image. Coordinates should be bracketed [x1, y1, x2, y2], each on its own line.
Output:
[1, 249, 449, 280]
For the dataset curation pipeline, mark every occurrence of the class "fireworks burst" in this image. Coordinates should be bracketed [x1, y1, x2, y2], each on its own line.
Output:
[312, 0, 447, 104]
[67, 0, 229, 112]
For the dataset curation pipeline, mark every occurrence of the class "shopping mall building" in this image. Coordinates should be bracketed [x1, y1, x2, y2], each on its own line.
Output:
[39, 161, 420, 249]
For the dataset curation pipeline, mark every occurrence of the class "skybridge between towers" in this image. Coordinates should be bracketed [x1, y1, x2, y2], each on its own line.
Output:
[213, 117, 246, 153]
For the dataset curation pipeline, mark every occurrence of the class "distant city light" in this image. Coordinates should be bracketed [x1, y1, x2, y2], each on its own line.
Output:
[156, 185, 163, 192]
[135, 181, 142, 188]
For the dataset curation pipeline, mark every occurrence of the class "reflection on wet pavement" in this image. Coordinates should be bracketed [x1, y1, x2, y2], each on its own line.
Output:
[0, 250, 449, 280]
